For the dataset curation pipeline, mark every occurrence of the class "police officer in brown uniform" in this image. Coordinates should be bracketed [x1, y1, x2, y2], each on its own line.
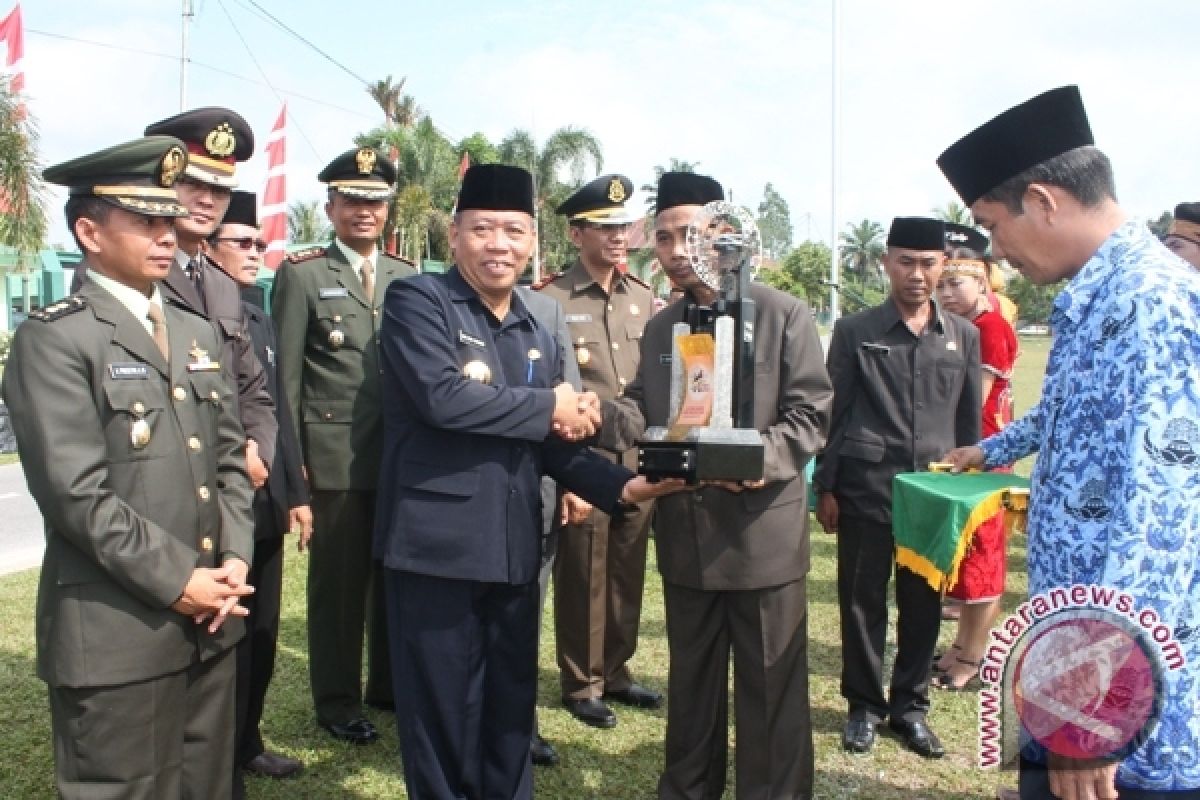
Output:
[536, 174, 661, 727]
[272, 147, 416, 743]
[5, 136, 255, 798]
[143, 107, 279, 490]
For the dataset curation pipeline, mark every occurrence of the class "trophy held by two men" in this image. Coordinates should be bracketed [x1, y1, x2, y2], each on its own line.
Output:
[638, 201, 766, 483]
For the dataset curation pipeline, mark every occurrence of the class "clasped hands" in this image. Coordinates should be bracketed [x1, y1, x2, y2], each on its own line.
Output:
[171, 558, 254, 634]
[551, 383, 603, 442]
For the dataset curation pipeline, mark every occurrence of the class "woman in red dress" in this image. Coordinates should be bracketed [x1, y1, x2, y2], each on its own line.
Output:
[932, 232, 1018, 690]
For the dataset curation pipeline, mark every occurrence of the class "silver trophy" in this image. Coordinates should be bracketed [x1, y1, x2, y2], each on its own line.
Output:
[638, 202, 766, 483]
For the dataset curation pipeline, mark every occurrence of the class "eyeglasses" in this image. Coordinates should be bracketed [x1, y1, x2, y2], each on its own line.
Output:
[215, 237, 268, 253]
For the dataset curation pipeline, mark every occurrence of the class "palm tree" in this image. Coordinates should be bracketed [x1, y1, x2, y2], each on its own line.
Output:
[839, 219, 885, 283]
[0, 83, 48, 315]
[498, 127, 604, 272]
[932, 200, 973, 226]
[287, 201, 331, 244]
[641, 158, 699, 209]
[366, 75, 406, 128]
[393, 95, 423, 129]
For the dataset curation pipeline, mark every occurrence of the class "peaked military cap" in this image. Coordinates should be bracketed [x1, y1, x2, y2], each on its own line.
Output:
[43, 135, 190, 218]
[557, 174, 638, 225]
[937, 85, 1094, 206]
[222, 190, 258, 227]
[943, 222, 989, 255]
[655, 172, 724, 213]
[886, 217, 945, 251]
[1169, 202, 1200, 245]
[456, 164, 535, 215]
[144, 106, 254, 189]
[318, 147, 396, 199]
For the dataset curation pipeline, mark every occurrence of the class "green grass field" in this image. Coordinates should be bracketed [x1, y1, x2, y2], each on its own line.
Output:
[0, 337, 1052, 799]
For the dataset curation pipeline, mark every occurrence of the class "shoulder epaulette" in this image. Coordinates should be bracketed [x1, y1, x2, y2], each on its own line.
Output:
[624, 271, 652, 291]
[286, 246, 327, 264]
[379, 251, 416, 267]
[530, 272, 563, 291]
[27, 295, 87, 322]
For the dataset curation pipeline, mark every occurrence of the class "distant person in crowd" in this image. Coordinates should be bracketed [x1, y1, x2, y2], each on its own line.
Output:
[1164, 202, 1200, 270]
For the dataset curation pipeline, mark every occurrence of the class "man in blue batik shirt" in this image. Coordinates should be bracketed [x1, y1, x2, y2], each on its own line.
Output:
[940, 86, 1200, 800]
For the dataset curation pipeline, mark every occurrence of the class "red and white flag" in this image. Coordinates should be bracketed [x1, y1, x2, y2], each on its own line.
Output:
[0, 3, 26, 118]
[260, 104, 287, 270]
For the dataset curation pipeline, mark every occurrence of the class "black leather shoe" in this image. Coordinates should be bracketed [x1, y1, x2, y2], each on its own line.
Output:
[319, 717, 379, 744]
[604, 683, 664, 710]
[530, 733, 559, 767]
[563, 697, 617, 728]
[842, 718, 877, 753]
[243, 750, 304, 779]
[887, 718, 945, 759]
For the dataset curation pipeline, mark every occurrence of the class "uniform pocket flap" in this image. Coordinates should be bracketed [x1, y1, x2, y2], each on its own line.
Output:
[396, 461, 480, 497]
[624, 321, 645, 341]
[102, 382, 165, 414]
[841, 431, 886, 462]
[216, 316, 244, 338]
[304, 398, 354, 423]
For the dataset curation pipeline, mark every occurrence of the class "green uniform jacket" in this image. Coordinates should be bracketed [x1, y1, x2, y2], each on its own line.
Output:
[1, 278, 255, 688]
[272, 243, 417, 490]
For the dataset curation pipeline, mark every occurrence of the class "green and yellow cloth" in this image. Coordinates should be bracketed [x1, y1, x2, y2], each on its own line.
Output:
[892, 471, 1030, 592]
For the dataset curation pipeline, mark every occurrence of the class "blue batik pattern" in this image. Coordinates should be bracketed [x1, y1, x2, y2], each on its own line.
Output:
[981, 221, 1200, 791]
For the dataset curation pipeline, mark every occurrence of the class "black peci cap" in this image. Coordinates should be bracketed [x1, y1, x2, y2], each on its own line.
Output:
[221, 190, 258, 227]
[456, 164, 535, 215]
[886, 217, 946, 251]
[655, 172, 723, 213]
[943, 222, 989, 255]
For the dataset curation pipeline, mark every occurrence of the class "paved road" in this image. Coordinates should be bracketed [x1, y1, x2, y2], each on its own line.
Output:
[0, 462, 43, 575]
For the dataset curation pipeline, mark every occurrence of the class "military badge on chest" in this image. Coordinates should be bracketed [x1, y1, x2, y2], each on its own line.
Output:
[458, 329, 492, 384]
[328, 315, 346, 350]
[186, 341, 221, 372]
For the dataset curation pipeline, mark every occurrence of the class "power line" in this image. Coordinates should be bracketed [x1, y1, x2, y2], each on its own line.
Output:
[213, 0, 323, 160]
[26, 28, 376, 122]
[241, 0, 370, 87]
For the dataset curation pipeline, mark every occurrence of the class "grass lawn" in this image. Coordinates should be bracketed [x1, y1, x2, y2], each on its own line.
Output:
[0, 336, 1052, 799]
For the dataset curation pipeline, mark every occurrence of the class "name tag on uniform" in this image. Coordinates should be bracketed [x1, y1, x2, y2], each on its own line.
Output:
[946, 341, 958, 351]
[108, 363, 149, 380]
[565, 314, 593, 324]
[862, 342, 891, 355]
[319, 288, 349, 299]
[659, 354, 673, 365]
[458, 330, 487, 349]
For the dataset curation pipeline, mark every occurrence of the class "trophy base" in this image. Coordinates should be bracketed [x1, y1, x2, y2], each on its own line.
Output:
[637, 426, 765, 483]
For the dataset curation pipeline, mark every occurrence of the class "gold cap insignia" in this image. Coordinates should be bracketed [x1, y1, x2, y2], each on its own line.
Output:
[159, 146, 185, 187]
[328, 329, 345, 349]
[463, 360, 492, 384]
[204, 123, 236, 158]
[607, 178, 626, 204]
[356, 147, 377, 176]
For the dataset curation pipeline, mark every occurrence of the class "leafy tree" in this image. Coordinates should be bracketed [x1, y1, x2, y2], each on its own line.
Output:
[456, 132, 498, 167]
[0, 82, 48, 300]
[1006, 274, 1061, 324]
[839, 274, 888, 314]
[932, 200, 973, 225]
[759, 240, 828, 308]
[839, 218, 885, 283]
[1148, 210, 1173, 240]
[287, 200, 332, 243]
[366, 74, 422, 129]
[497, 127, 604, 272]
[756, 182, 793, 260]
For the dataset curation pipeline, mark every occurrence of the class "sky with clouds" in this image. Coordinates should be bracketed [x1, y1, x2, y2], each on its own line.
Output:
[18, 0, 1200, 248]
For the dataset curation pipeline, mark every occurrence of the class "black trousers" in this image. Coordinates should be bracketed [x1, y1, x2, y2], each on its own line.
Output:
[1019, 758, 1200, 799]
[836, 514, 941, 723]
[387, 570, 539, 800]
[658, 580, 813, 800]
[308, 489, 392, 724]
[233, 499, 286, 798]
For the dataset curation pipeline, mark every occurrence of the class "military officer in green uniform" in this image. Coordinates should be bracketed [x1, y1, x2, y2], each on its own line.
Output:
[272, 146, 417, 743]
[536, 174, 661, 727]
[3, 137, 256, 798]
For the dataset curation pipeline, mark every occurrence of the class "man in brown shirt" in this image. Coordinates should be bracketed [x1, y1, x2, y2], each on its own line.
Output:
[535, 174, 660, 727]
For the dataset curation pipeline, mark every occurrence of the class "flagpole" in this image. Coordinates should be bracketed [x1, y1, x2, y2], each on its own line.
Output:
[180, 0, 193, 110]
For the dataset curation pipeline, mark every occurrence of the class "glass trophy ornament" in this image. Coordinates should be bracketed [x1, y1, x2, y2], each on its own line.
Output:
[638, 201, 766, 483]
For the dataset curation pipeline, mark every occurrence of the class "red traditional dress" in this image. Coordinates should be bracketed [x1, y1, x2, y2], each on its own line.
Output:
[947, 307, 1018, 602]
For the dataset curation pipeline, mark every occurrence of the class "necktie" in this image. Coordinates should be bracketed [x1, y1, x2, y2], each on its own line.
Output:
[360, 260, 375, 304]
[146, 303, 169, 361]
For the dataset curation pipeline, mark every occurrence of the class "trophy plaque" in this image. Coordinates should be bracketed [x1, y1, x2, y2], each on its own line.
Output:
[638, 201, 766, 483]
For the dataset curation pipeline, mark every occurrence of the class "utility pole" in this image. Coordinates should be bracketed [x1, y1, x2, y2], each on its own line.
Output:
[180, 0, 194, 111]
[829, 0, 842, 323]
